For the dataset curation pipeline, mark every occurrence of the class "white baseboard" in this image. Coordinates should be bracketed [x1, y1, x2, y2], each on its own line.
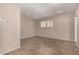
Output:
[37, 35, 75, 42]
[0, 47, 20, 55]
[21, 35, 35, 39]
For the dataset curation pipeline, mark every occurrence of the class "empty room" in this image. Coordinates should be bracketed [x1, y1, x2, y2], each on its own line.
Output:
[0, 3, 79, 55]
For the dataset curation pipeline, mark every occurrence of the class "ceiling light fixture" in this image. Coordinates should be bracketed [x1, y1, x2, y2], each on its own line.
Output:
[57, 10, 62, 13]
[53, 3, 58, 5]
[36, 8, 40, 11]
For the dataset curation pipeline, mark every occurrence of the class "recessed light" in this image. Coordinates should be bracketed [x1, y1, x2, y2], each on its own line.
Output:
[57, 10, 62, 13]
[36, 8, 40, 11]
[53, 3, 58, 6]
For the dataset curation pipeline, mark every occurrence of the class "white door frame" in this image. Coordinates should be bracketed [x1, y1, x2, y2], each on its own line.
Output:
[74, 17, 79, 48]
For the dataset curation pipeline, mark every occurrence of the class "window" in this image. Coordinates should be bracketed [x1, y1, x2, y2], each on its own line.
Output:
[40, 21, 46, 27]
[40, 20, 54, 27]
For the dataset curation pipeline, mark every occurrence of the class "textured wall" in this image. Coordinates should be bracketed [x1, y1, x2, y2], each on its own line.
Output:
[75, 5, 79, 46]
[36, 14, 74, 41]
[0, 4, 20, 54]
[21, 13, 35, 39]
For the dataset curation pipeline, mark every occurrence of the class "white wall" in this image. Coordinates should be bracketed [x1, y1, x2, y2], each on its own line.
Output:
[21, 13, 35, 39]
[75, 5, 79, 46]
[36, 14, 74, 41]
[0, 4, 20, 54]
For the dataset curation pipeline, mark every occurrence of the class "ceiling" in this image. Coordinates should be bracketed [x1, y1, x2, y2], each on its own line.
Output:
[18, 3, 78, 20]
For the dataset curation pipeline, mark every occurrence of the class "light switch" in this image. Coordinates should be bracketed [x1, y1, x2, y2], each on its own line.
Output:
[2, 18, 6, 22]
[0, 17, 6, 22]
[47, 20, 53, 27]
[0, 17, 2, 22]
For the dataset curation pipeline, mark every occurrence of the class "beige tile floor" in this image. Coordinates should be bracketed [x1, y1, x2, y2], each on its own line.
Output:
[5, 36, 79, 55]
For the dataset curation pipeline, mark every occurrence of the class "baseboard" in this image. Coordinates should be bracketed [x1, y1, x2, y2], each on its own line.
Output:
[36, 35, 75, 42]
[21, 35, 35, 40]
[0, 47, 20, 55]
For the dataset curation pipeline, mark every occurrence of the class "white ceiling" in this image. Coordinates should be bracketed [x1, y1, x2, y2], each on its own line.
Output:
[18, 3, 78, 20]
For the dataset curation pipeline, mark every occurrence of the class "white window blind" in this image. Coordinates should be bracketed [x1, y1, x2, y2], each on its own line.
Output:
[40, 21, 46, 27]
[47, 20, 53, 27]
[40, 20, 54, 27]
